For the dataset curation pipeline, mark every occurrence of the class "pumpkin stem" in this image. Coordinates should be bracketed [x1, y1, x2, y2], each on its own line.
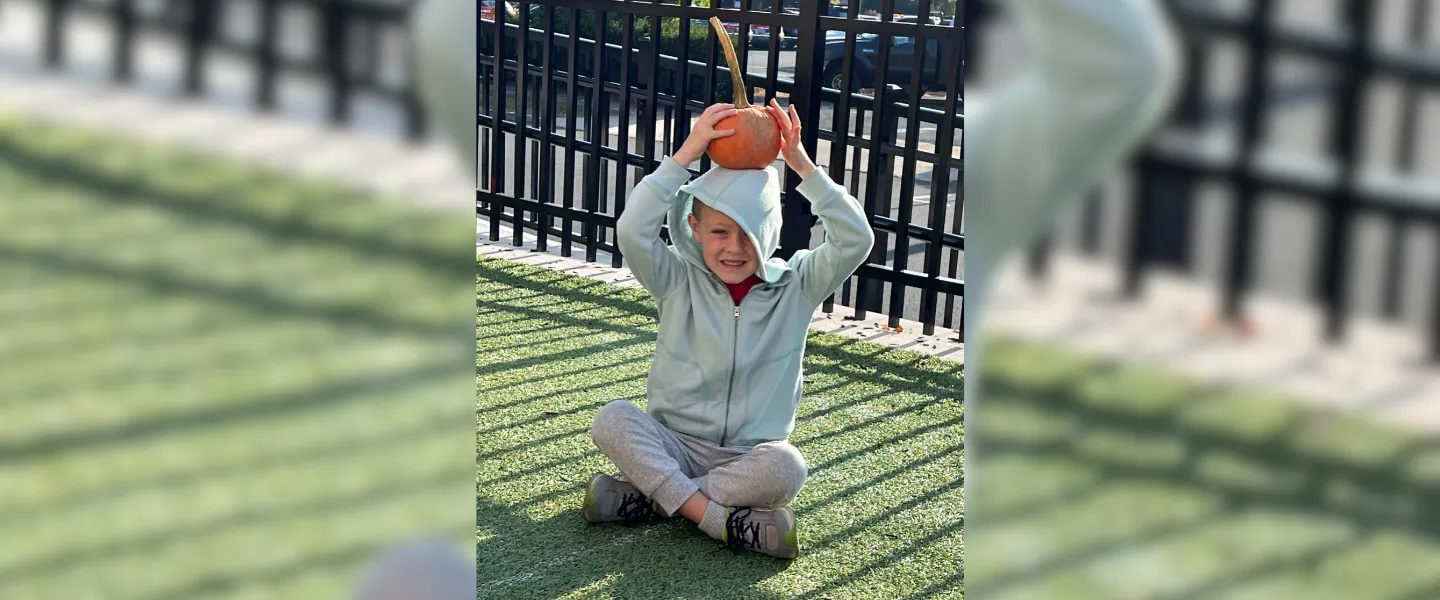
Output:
[709, 17, 750, 109]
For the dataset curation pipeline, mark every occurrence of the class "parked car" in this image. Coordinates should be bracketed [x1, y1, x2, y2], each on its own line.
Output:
[821, 30, 954, 94]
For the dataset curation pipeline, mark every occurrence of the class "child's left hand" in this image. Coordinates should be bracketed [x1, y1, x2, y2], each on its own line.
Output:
[767, 99, 816, 179]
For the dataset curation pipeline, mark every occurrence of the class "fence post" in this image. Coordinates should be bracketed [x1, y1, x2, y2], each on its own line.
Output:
[43, 0, 68, 69]
[779, 0, 825, 261]
[183, 0, 216, 96]
[254, 0, 279, 110]
[112, 0, 135, 81]
[322, 0, 352, 126]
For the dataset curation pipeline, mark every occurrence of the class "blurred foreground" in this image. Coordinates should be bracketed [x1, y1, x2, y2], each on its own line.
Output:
[967, 0, 1440, 597]
[0, 0, 477, 595]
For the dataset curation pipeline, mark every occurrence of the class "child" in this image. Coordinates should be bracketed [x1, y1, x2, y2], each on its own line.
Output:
[583, 100, 875, 559]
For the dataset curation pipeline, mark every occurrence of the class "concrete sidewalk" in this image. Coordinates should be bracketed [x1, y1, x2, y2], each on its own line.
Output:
[987, 252, 1440, 432]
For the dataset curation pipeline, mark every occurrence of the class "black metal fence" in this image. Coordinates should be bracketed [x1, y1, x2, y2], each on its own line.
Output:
[476, 0, 964, 340]
[17, 0, 428, 139]
[972, 0, 1440, 361]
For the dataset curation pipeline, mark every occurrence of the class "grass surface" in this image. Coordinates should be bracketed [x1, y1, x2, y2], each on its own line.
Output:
[0, 113, 475, 599]
[475, 257, 965, 599]
[971, 337, 1440, 599]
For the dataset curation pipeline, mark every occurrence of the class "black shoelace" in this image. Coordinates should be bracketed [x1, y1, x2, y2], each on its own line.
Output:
[725, 507, 764, 554]
[615, 491, 661, 526]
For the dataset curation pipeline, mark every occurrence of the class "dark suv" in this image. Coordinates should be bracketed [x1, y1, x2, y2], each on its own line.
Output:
[821, 23, 955, 94]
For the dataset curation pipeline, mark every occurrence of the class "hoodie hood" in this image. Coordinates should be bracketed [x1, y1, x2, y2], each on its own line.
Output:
[670, 165, 792, 285]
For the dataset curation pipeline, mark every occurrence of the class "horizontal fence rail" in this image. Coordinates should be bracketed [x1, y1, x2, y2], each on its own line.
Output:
[20, 0, 429, 139]
[477, 0, 965, 340]
[970, 0, 1440, 361]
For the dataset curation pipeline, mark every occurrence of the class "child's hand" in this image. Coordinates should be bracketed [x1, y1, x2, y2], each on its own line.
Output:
[767, 99, 816, 179]
[673, 103, 738, 165]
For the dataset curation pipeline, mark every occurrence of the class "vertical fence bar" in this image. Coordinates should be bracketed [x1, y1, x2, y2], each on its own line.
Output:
[44, 0, 68, 68]
[1028, 234, 1052, 281]
[671, 4, 693, 156]
[887, 0, 934, 328]
[183, 0, 217, 96]
[512, 1, 531, 247]
[943, 183, 963, 335]
[643, 2, 660, 169]
[584, 8, 607, 263]
[255, 0, 279, 110]
[1079, 188, 1103, 255]
[736, 0, 751, 102]
[1313, 0, 1373, 343]
[824, 0, 864, 316]
[112, 0, 135, 82]
[488, 0, 508, 241]
[1381, 0, 1428, 320]
[1431, 245, 1440, 361]
[321, 0, 350, 123]
[403, 14, 427, 142]
[611, 12, 634, 268]
[1122, 156, 1160, 297]
[1219, 0, 1275, 322]
[854, 0, 897, 321]
[781, 0, 824, 261]
[700, 11, 717, 172]
[763, 0, 779, 108]
[535, 1, 555, 252]
[562, 6, 580, 257]
[920, 19, 961, 336]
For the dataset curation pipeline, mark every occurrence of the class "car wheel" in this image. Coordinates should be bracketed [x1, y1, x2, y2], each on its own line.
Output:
[823, 63, 867, 92]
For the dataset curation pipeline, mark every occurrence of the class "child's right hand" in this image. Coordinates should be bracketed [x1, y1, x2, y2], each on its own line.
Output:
[672, 103, 738, 165]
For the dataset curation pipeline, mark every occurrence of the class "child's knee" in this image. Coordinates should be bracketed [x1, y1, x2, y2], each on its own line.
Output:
[590, 400, 641, 448]
[757, 442, 808, 501]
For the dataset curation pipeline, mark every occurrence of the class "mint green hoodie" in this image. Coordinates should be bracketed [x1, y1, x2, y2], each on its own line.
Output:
[616, 158, 875, 448]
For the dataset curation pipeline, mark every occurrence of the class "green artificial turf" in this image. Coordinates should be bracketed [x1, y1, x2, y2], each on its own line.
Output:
[475, 257, 966, 600]
[969, 337, 1440, 599]
[0, 113, 475, 599]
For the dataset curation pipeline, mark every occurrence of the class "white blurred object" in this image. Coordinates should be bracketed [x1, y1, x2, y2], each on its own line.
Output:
[353, 539, 475, 600]
[411, 0, 478, 184]
[961, 0, 1182, 448]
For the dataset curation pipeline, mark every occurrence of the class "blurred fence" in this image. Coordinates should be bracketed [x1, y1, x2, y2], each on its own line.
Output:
[476, 0, 964, 339]
[14, 0, 428, 139]
[971, 0, 1440, 361]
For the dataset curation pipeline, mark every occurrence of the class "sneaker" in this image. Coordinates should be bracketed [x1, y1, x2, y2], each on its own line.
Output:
[580, 473, 665, 525]
[722, 506, 799, 559]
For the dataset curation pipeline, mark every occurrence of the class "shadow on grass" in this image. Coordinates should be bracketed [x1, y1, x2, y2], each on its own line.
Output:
[968, 340, 1440, 599]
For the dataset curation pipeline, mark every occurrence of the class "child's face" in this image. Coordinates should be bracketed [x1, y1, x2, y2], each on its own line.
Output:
[688, 205, 760, 284]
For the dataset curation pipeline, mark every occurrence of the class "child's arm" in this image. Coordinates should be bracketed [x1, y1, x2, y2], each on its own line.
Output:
[617, 103, 739, 298]
[766, 100, 877, 308]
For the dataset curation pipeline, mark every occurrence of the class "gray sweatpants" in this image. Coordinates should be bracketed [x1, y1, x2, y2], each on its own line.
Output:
[589, 400, 808, 517]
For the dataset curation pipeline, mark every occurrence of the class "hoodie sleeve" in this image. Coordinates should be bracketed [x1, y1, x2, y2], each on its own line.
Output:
[789, 168, 877, 308]
[617, 156, 693, 298]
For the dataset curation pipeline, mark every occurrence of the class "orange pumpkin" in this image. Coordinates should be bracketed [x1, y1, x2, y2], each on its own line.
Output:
[706, 16, 781, 170]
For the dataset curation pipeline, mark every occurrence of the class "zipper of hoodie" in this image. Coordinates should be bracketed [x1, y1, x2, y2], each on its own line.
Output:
[721, 300, 739, 447]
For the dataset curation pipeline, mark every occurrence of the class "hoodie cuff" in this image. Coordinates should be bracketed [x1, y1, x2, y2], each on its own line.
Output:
[642, 156, 695, 199]
[796, 167, 846, 207]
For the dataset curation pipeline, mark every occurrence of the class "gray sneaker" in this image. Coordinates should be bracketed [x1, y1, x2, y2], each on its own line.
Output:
[722, 506, 799, 559]
[580, 473, 665, 525]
